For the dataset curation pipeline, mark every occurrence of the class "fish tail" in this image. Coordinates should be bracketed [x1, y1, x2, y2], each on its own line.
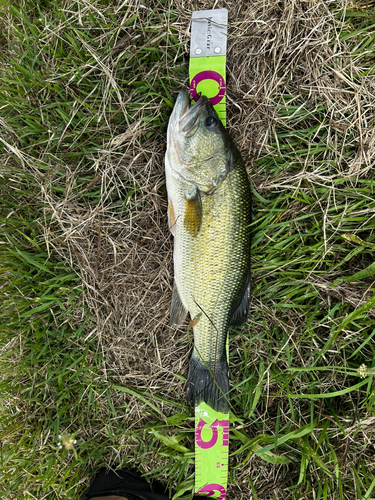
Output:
[186, 354, 229, 412]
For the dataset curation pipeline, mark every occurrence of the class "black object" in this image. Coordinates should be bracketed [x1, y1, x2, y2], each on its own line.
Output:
[80, 468, 171, 500]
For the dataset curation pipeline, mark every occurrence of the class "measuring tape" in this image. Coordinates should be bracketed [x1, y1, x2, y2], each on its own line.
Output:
[189, 9, 229, 498]
[194, 401, 229, 498]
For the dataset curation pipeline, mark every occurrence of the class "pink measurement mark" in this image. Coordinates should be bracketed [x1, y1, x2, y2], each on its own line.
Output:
[196, 483, 226, 499]
[196, 419, 229, 449]
[190, 70, 226, 106]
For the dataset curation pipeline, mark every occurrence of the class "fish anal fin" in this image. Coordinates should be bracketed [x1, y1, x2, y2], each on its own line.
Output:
[230, 271, 251, 326]
[170, 282, 188, 327]
[183, 189, 202, 237]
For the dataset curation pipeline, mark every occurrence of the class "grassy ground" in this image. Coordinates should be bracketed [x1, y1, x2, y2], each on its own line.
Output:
[1, 0, 375, 499]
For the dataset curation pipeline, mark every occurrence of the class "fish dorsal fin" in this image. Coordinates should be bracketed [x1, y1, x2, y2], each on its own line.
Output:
[170, 281, 188, 327]
[230, 271, 251, 326]
[183, 187, 202, 237]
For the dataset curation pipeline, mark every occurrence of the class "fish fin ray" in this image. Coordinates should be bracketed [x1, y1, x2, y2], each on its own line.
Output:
[230, 271, 251, 326]
[170, 282, 188, 327]
[186, 355, 229, 412]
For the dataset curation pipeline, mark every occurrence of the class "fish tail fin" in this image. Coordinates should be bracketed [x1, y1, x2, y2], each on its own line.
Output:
[186, 355, 229, 412]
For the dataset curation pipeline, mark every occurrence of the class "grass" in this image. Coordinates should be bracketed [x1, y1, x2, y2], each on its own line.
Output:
[1, 0, 375, 499]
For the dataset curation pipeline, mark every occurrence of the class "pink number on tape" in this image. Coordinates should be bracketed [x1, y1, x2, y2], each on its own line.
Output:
[196, 418, 217, 449]
[196, 419, 229, 449]
[190, 70, 226, 105]
[196, 483, 226, 499]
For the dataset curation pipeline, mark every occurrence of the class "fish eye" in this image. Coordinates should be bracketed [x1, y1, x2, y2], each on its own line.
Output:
[205, 116, 217, 128]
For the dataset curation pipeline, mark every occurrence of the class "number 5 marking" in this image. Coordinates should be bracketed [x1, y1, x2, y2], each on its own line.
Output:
[196, 418, 229, 449]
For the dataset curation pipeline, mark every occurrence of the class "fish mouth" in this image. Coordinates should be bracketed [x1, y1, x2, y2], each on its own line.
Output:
[168, 90, 207, 141]
[180, 93, 206, 137]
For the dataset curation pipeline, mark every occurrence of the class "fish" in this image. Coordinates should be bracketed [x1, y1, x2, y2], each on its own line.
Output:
[165, 90, 251, 412]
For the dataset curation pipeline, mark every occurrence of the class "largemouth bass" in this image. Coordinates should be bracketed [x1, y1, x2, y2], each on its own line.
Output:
[165, 90, 251, 412]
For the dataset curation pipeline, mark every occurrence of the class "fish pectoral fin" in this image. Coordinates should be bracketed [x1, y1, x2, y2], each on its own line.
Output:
[170, 282, 188, 327]
[183, 188, 202, 237]
[230, 271, 251, 326]
[168, 199, 177, 236]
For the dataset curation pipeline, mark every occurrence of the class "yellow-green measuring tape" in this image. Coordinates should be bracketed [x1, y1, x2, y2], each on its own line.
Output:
[189, 9, 229, 499]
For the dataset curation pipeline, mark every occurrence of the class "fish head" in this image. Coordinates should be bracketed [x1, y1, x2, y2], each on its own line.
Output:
[166, 90, 233, 193]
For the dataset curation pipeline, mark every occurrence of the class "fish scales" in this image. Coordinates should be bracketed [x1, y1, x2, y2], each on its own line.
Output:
[174, 166, 250, 358]
[165, 90, 251, 412]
